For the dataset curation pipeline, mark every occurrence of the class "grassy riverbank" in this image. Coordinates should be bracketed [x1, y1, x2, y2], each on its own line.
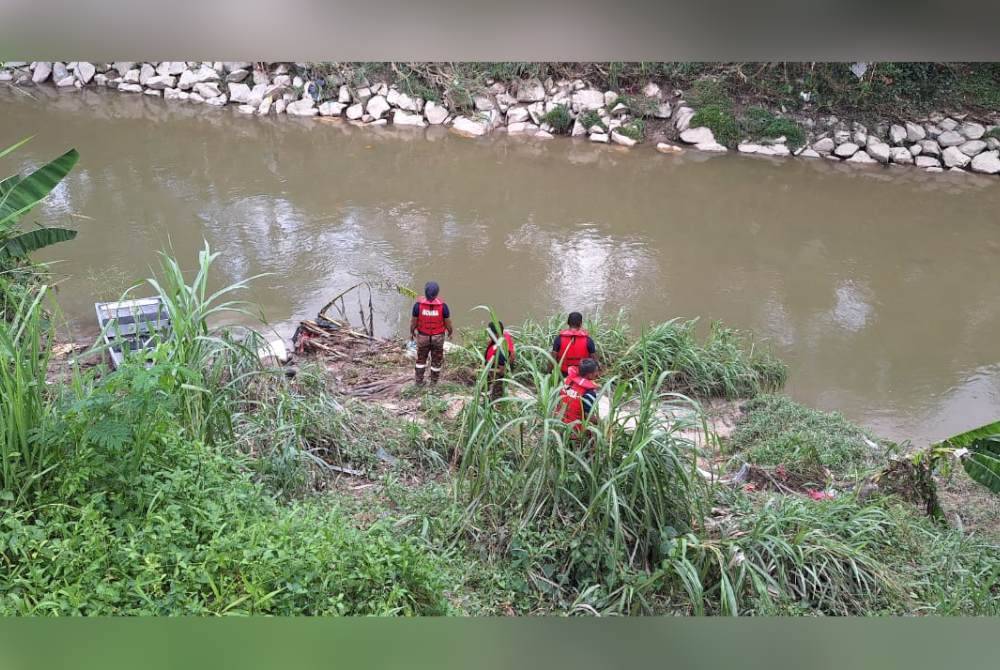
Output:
[2, 245, 997, 616]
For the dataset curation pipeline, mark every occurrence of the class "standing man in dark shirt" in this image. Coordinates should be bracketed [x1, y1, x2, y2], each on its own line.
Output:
[410, 281, 453, 386]
[551, 312, 597, 377]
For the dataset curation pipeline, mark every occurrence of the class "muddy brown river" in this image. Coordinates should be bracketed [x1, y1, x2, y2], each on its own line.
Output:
[6, 87, 1000, 445]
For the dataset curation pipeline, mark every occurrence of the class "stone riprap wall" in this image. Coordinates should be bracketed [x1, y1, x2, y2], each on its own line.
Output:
[2, 61, 999, 176]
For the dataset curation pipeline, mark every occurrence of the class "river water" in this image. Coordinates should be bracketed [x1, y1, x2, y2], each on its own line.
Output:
[6, 87, 1000, 444]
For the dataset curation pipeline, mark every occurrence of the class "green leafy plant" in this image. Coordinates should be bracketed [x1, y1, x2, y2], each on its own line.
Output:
[931, 420, 1000, 495]
[542, 105, 573, 134]
[0, 137, 80, 261]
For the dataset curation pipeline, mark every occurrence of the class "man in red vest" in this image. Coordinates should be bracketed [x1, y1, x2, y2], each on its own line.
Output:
[409, 281, 453, 386]
[551, 312, 596, 377]
[558, 358, 600, 432]
[484, 320, 515, 401]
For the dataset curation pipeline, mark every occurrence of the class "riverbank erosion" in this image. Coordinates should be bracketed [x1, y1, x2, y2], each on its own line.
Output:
[3, 245, 997, 616]
[3, 61, 1000, 177]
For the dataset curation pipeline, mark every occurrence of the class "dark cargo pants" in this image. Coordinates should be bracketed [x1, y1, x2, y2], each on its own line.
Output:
[415, 333, 445, 384]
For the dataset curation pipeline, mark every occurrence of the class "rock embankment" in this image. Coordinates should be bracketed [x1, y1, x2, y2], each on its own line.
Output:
[3, 61, 998, 176]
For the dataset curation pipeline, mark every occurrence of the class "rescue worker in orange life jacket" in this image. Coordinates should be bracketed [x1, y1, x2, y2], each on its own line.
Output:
[484, 320, 515, 401]
[558, 358, 600, 430]
[409, 281, 453, 386]
[551, 311, 596, 377]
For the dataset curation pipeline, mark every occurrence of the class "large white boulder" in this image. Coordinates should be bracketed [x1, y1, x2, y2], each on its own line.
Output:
[194, 82, 221, 99]
[834, 142, 859, 157]
[227, 82, 251, 103]
[392, 110, 427, 127]
[960, 122, 985, 140]
[812, 137, 835, 153]
[286, 98, 318, 116]
[942, 146, 971, 168]
[145, 75, 176, 90]
[679, 127, 716, 145]
[696, 142, 728, 153]
[507, 106, 530, 124]
[123, 68, 141, 84]
[157, 61, 186, 76]
[571, 89, 605, 111]
[515, 78, 545, 102]
[451, 116, 488, 137]
[959, 140, 987, 157]
[866, 141, 891, 163]
[366, 95, 390, 120]
[937, 130, 964, 147]
[674, 106, 695, 132]
[113, 61, 135, 77]
[117, 83, 143, 93]
[914, 155, 941, 168]
[970, 150, 1000, 174]
[31, 62, 52, 83]
[905, 121, 926, 142]
[424, 101, 448, 125]
[138, 63, 156, 85]
[846, 150, 877, 164]
[889, 147, 913, 164]
[346, 103, 364, 120]
[318, 101, 344, 116]
[611, 131, 637, 147]
[889, 124, 907, 145]
[918, 139, 941, 156]
[76, 61, 96, 84]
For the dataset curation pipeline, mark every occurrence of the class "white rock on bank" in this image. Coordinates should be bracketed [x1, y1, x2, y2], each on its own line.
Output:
[392, 109, 427, 127]
[286, 98, 318, 116]
[937, 130, 964, 147]
[679, 127, 716, 145]
[366, 95, 390, 120]
[117, 83, 143, 93]
[970, 150, 1000, 174]
[145, 75, 176, 90]
[799, 148, 821, 158]
[571, 119, 587, 137]
[833, 142, 859, 157]
[138, 63, 155, 85]
[32, 62, 52, 83]
[227, 82, 251, 103]
[194, 82, 221, 99]
[905, 121, 926, 142]
[812, 137, 835, 153]
[656, 142, 684, 154]
[738, 143, 761, 154]
[696, 142, 728, 153]
[319, 101, 345, 116]
[846, 150, 877, 164]
[505, 106, 529, 124]
[889, 124, 907, 145]
[674, 107, 695, 132]
[516, 78, 546, 102]
[113, 62, 135, 77]
[506, 121, 538, 134]
[590, 133, 609, 143]
[958, 140, 987, 157]
[960, 122, 986, 140]
[918, 139, 941, 156]
[346, 103, 364, 120]
[611, 131, 637, 147]
[889, 147, 914, 164]
[424, 101, 448, 125]
[571, 89, 605, 111]
[274, 99, 287, 114]
[654, 102, 672, 119]
[123, 68, 141, 84]
[914, 155, 941, 168]
[866, 141, 891, 163]
[158, 61, 186, 76]
[942, 146, 971, 168]
[451, 116, 488, 137]
[76, 61, 96, 84]
[258, 97, 272, 115]
[163, 88, 184, 101]
[226, 69, 249, 83]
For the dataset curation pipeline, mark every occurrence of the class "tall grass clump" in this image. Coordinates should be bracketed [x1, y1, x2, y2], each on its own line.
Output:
[0, 286, 57, 505]
[729, 394, 885, 475]
[615, 319, 786, 399]
[456, 344, 707, 604]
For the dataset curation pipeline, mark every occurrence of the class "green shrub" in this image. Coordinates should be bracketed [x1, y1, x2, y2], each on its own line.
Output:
[729, 394, 886, 474]
[0, 434, 448, 615]
[688, 78, 732, 110]
[578, 110, 606, 132]
[542, 105, 573, 134]
[617, 119, 645, 141]
[739, 107, 806, 148]
[689, 106, 739, 147]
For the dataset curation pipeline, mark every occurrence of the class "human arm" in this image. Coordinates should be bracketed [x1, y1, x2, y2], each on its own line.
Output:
[582, 389, 599, 425]
[409, 303, 419, 338]
[443, 304, 453, 337]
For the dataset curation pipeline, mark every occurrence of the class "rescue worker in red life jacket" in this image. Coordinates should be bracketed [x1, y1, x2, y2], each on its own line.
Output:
[409, 281, 453, 386]
[558, 358, 600, 431]
[551, 311, 597, 377]
[484, 320, 515, 401]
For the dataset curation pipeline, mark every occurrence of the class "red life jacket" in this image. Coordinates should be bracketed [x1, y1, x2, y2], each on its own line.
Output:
[416, 298, 446, 335]
[559, 367, 598, 426]
[485, 331, 515, 365]
[557, 328, 590, 374]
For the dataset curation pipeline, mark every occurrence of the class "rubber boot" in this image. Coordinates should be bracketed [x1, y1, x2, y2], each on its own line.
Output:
[415, 366, 426, 386]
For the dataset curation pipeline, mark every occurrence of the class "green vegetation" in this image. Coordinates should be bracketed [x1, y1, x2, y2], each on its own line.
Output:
[729, 395, 886, 475]
[616, 119, 645, 142]
[984, 127, 1000, 141]
[578, 110, 605, 133]
[688, 81, 806, 149]
[541, 105, 573, 134]
[739, 107, 807, 148]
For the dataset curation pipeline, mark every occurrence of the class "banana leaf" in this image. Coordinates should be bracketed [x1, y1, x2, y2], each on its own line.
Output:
[0, 148, 79, 230]
[0, 227, 78, 260]
[934, 420, 1000, 495]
